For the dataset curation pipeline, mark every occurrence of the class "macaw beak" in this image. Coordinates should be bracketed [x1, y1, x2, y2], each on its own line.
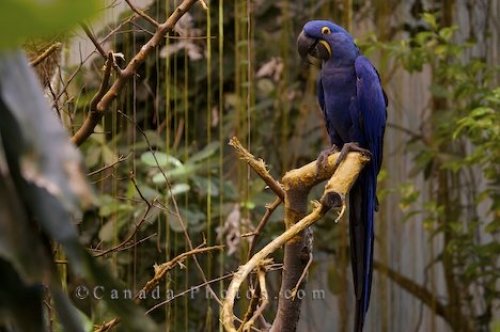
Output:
[297, 30, 332, 62]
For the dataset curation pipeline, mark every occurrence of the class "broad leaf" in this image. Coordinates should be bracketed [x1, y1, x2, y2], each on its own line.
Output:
[0, 0, 99, 49]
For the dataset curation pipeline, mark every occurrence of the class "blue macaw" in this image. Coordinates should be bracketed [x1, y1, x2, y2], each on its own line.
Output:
[297, 20, 387, 331]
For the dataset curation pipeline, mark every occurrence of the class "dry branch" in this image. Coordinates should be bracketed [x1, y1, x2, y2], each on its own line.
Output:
[80, 24, 108, 60]
[124, 0, 160, 27]
[229, 137, 284, 200]
[71, 0, 200, 146]
[373, 260, 449, 320]
[242, 264, 271, 332]
[221, 139, 369, 332]
[247, 197, 281, 259]
[29, 42, 62, 67]
[95, 245, 222, 332]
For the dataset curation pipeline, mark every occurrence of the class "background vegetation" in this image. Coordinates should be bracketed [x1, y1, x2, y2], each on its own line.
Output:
[0, 0, 498, 331]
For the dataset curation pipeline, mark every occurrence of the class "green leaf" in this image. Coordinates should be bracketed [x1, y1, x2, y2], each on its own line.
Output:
[0, 52, 158, 331]
[422, 13, 437, 30]
[81, 252, 158, 332]
[0, 51, 94, 270]
[0, 135, 52, 283]
[166, 183, 191, 197]
[141, 151, 183, 168]
[50, 286, 85, 332]
[167, 207, 205, 232]
[187, 141, 220, 164]
[439, 27, 456, 41]
[151, 163, 200, 184]
[0, 0, 100, 49]
[191, 175, 219, 197]
[0, 258, 45, 332]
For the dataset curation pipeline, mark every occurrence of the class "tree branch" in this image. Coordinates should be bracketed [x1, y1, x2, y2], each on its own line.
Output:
[80, 23, 108, 60]
[95, 244, 223, 331]
[372, 260, 461, 327]
[221, 138, 369, 332]
[71, 0, 200, 146]
[229, 137, 284, 200]
[29, 42, 62, 67]
[124, 0, 160, 27]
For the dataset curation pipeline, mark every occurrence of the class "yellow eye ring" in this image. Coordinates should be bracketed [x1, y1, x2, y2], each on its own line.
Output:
[321, 26, 331, 34]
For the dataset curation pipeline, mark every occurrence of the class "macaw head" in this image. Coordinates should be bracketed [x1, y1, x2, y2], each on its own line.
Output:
[297, 20, 358, 64]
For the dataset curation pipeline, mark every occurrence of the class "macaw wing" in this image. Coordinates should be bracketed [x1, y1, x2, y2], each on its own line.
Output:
[354, 56, 387, 174]
[349, 56, 387, 326]
[317, 77, 341, 145]
[317, 77, 331, 137]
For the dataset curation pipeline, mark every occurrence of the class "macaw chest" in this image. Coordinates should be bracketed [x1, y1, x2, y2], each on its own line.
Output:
[320, 65, 358, 143]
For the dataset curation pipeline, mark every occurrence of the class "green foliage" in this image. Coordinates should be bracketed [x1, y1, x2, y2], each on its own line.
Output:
[363, 13, 499, 330]
[0, 53, 157, 331]
[0, 0, 99, 49]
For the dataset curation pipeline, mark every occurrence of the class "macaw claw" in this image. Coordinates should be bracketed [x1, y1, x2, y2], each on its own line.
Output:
[316, 144, 340, 174]
[333, 142, 372, 172]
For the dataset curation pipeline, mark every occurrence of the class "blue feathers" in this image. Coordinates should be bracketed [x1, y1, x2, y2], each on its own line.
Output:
[298, 20, 387, 331]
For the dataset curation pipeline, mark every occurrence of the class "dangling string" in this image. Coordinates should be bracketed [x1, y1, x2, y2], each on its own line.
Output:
[218, 0, 225, 314]
[164, 0, 172, 327]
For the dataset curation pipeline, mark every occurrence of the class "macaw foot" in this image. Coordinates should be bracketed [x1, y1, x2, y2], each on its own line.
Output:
[316, 144, 340, 173]
[332, 142, 372, 173]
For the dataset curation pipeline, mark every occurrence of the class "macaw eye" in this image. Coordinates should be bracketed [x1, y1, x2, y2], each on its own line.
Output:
[321, 26, 331, 34]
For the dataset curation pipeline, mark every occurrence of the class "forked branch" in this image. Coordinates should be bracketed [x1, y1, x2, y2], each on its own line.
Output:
[71, 0, 200, 146]
[221, 138, 369, 332]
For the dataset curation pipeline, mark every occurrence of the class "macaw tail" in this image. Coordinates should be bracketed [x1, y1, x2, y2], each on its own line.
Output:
[349, 166, 376, 332]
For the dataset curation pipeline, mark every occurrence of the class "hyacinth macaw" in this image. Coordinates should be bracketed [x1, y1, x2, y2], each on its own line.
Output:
[297, 20, 387, 331]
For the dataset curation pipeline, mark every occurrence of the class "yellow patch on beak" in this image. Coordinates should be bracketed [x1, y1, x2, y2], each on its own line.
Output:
[319, 40, 332, 57]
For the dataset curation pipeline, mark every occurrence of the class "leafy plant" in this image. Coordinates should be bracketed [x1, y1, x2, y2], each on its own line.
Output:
[0, 0, 99, 49]
[362, 13, 499, 331]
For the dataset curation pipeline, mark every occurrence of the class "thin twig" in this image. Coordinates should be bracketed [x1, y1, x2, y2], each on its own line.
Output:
[124, 0, 160, 27]
[247, 197, 282, 260]
[93, 204, 153, 257]
[229, 137, 284, 201]
[93, 174, 155, 257]
[95, 245, 222, 332]
[72, 0, 200, 146]
[30, 42, 62, 67]
[87, 154, 129, 176]
[130, 171, 151, 207]
[242, 268, 270, 332]
[140, 245, 223, 297]
[290, 252, 313, 299]
[80, 23, 108, 59]
[146, 272, 235, 314]
[116, 109, 223, 306]
[89, 52, 114, 111]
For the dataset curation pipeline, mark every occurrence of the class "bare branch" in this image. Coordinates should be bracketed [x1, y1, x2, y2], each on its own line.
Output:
[80, 23, 108, 60]
[90, 52, 113, 111]
[221, 147, 370, 331]
[95, 245, 223, 332]
[116, 109, 223, 306]
[242, 265, 271, 332]
[72, 0, 200, 146]
[29, 43, 62, 67]
[124, 0, 160, 27]
[87, 154, 129, 176]
[247, 197, 281, 259]
[290, 252, 313, 300]
[229, 137, 284, 200]
[373, 260, 449, 320]
[92, 205, 153, 257]
[140, 245, 224, 296]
